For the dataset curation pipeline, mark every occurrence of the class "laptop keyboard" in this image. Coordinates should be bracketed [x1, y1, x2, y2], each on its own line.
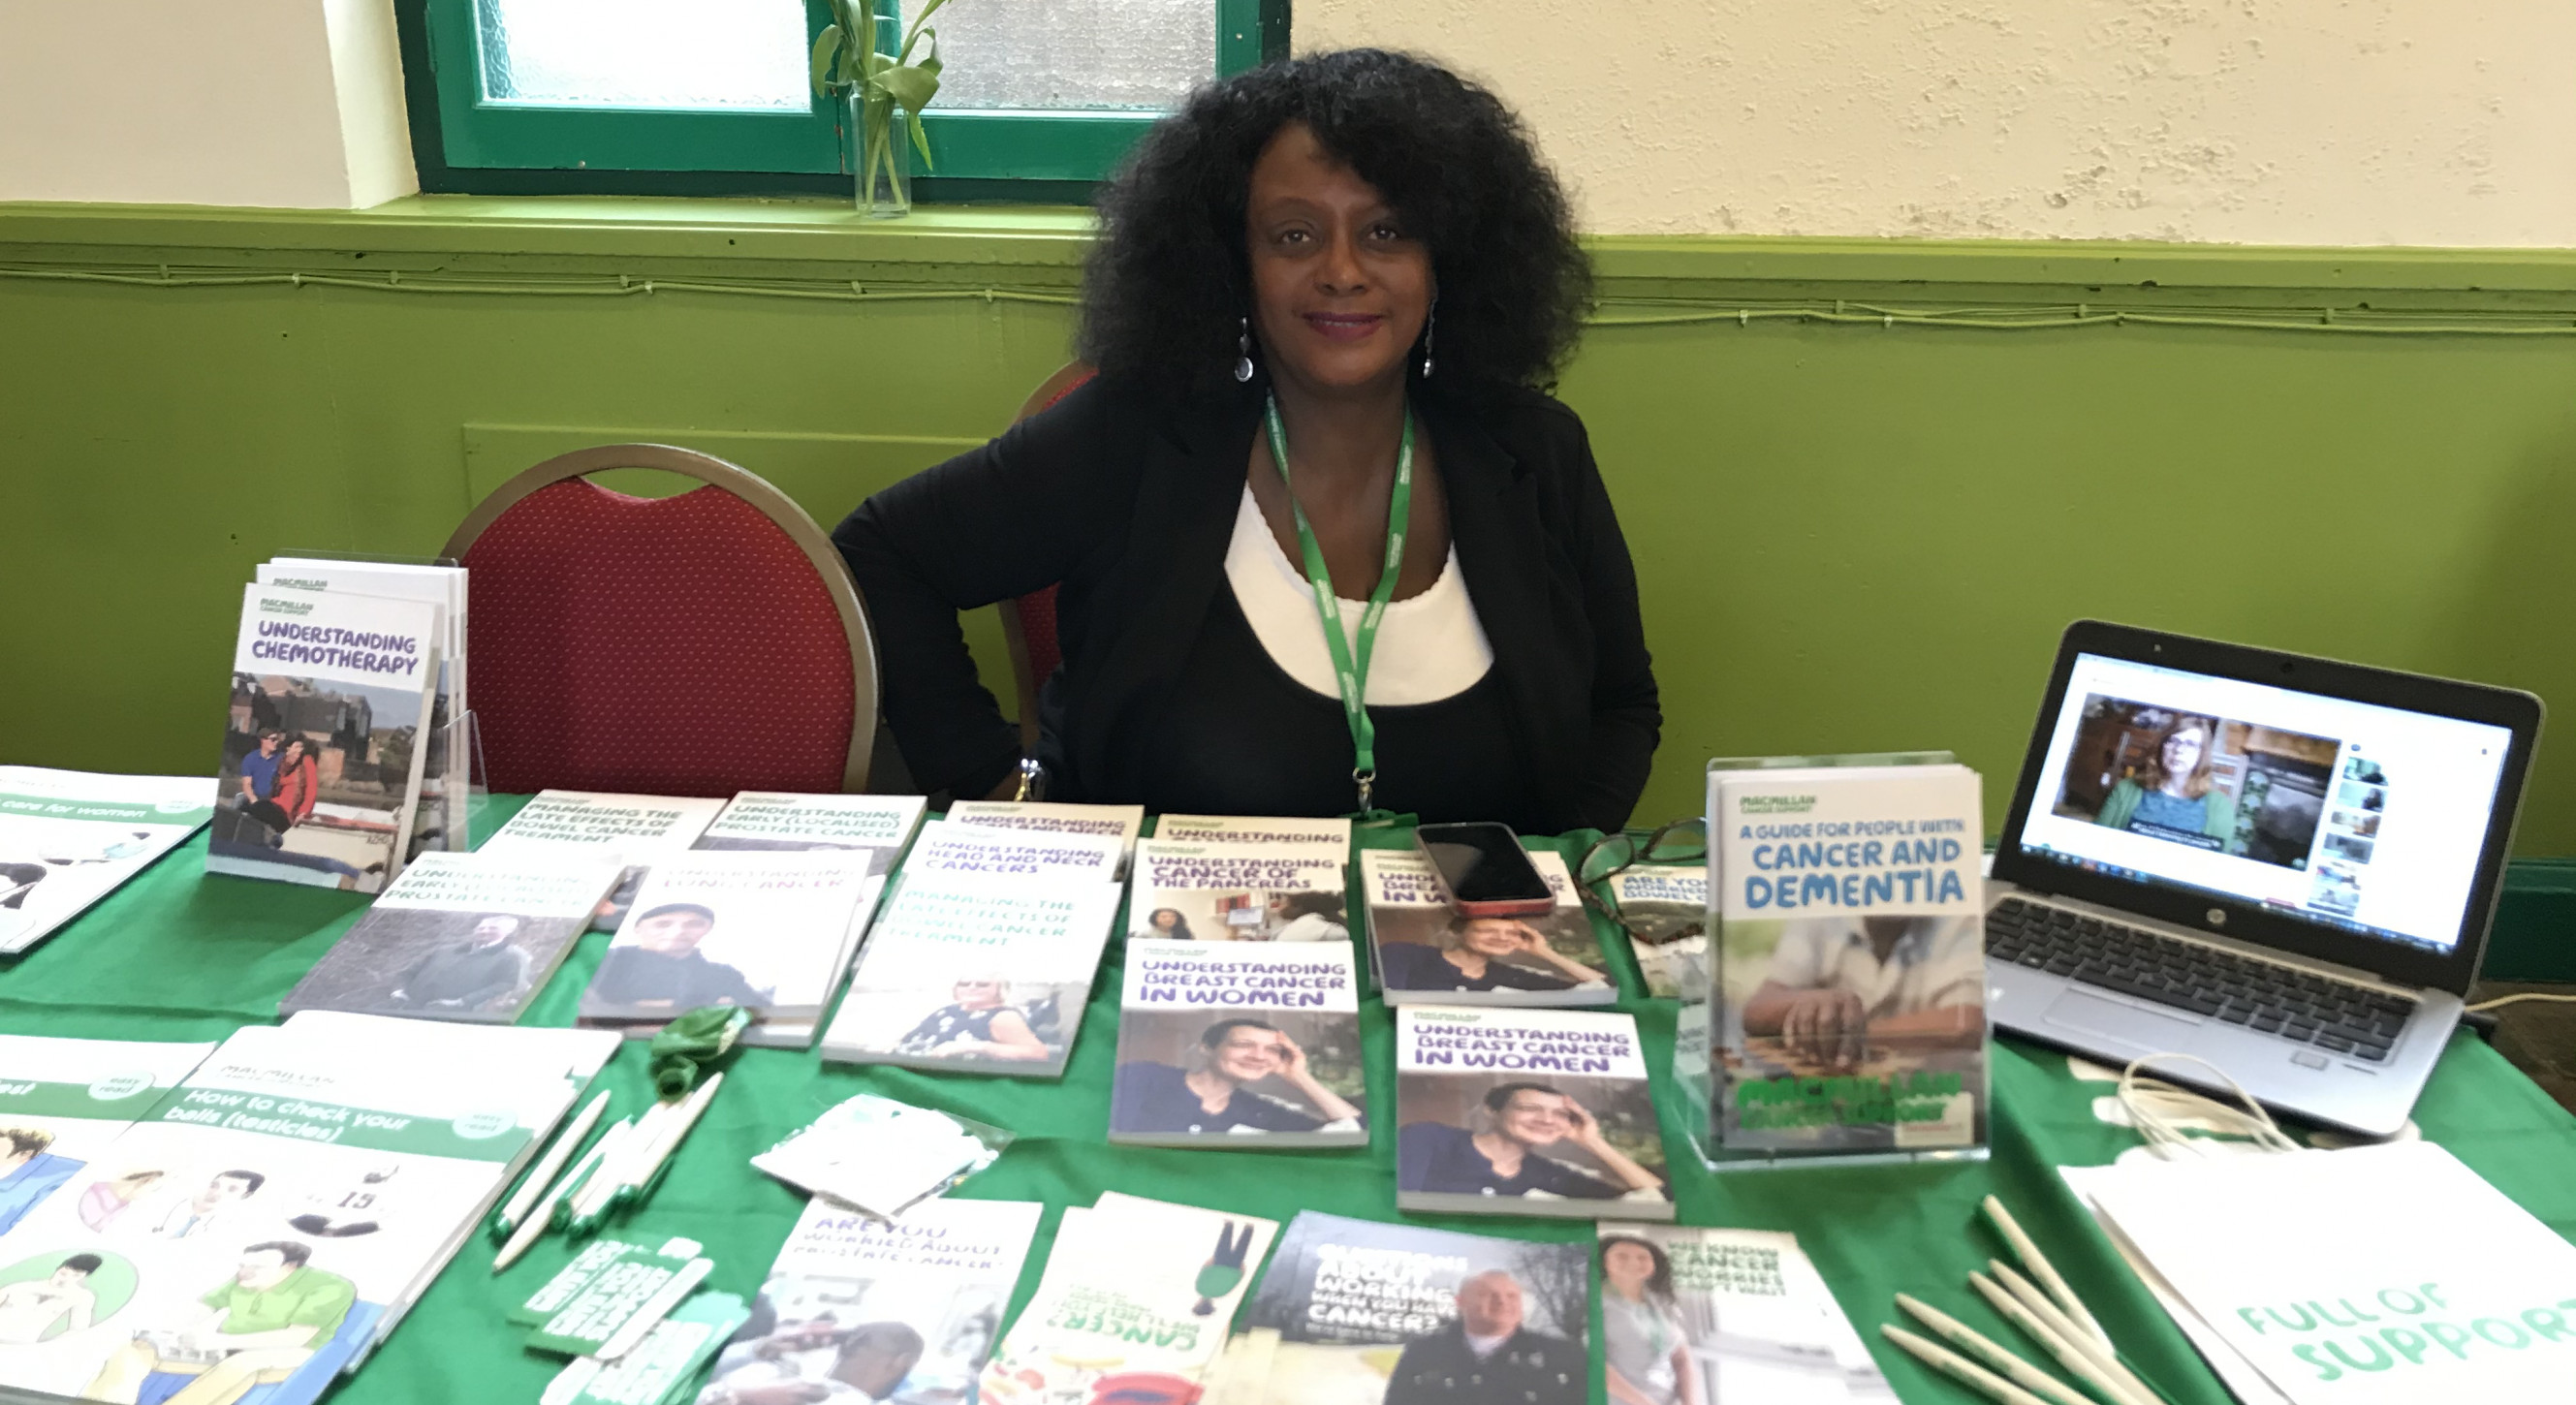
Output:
[1987, 898, 2416, 1062]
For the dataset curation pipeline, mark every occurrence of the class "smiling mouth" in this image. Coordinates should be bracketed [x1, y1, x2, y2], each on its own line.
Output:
[1303, 312, 1385, 342]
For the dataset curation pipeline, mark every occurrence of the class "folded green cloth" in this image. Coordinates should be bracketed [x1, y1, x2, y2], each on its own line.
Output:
[646, 1007, 752, 1100]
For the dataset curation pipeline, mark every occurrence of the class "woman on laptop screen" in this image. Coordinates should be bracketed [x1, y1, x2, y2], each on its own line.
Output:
[2094, 713, 2235, 844]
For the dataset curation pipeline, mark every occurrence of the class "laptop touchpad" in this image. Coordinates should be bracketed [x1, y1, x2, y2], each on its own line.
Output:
[2043, 990, 2202, 1051]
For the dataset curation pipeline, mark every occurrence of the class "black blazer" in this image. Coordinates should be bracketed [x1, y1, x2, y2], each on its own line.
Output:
[831, 374, 1661, 833]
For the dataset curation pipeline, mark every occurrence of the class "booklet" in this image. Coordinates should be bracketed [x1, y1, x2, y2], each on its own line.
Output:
[1710, 763, 1987, 1158]
[1592, 1222, 1893, 1404]
[207, 584, 441, 895]
[1110, 940, 1367, 1149]
[819, 873, 1121, 1078]
[691, 792, 925, 871]
[279, 852, 623, 1024]
[943, 799, 1145, 875]
[255, 560, 469, 861]
[980, 1194, 1276, 1404]
[0, 1020, 605, 1401]
[1363, 849, 1613, 1006]
[576, 852, 877, 1040]
[2065, 1141, 2576, 1405]
[901, 820, 1126, 884]
[1129, 841, 1352, 945]
[697, 1196, 1042, 1405]
[1394, 1006, 1672, 1219]
[1609, 863, 1710, 999]
[0, 1037, 216, 1244]
[1234, 1210, 1589, 1405]
[0, 768, 214, 955]
[1154, 815, 1354, 853]
[476, 791, 727, 931]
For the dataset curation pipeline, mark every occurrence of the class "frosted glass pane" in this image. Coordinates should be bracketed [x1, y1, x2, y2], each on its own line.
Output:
[479, 0, 809, 109]
[928, 0, 1214, 110]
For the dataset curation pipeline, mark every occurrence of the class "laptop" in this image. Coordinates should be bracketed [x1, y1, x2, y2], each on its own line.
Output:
[1987, 620, 2542, 1137]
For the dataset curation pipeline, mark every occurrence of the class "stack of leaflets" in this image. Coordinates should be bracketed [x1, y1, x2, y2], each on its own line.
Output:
[278, 851, 625, 1024]
[1705, 760, 1988, 1161]
[1394, 1007, 1673, 1218]
[1217, 1210, 1591, 1405]
[942, 799, 1145, 876]
[1110, 940, 1367, 1148]
[1154, 814, 1354, 853]
[748, 1095, 1010, 1219]
[1363, 849, 1615, 1004]
[690, 792, 925, 869]
[980, 1193, 1276, 1405]
[0, 767, 214, 955]
[1128, 840, 1351, 945]
[0, 1036, 218, 1243]
[252, 558, 469, 861]
[696, 1196, 1042, 1405]
[1609, 863, 1710, 998]
[208, 583, 444, 894]
[902, 820, 1125, 884]
[576, 851, 884, 1049]
[476, 791, 727, 931]
[1592, 1223, 1894, 1403]
[0, 1015, 614, 1404]
[819, 869, 1121, 1078]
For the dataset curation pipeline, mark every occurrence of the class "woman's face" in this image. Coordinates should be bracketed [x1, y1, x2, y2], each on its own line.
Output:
[2161, 726, 2207, 777]
[281, 740, 307, 765]
[1244, 121, 1434, 397]
[953, 978, 1004, 1009]
[1209, 1026, 1284, 1082]
[1493, 1090, 1571, 1147]
[1603, 1241, 1657, 1294]
[1460, 919, 1521, 956]
[1150, 909, 1182, 931]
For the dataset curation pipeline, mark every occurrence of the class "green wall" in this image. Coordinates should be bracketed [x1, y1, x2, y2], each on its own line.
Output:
[8, 200, 2576, 861]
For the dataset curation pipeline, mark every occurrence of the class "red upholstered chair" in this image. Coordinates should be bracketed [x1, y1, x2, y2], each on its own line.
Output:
[442, 445, 879, 797]
[995, 361, 1097, 747]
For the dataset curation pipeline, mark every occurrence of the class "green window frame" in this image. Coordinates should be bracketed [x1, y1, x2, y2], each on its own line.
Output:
[393, 0, 1288, 200]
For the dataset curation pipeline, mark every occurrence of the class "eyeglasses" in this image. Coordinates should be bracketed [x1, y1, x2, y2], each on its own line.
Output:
[1577, 819, 1706, 944]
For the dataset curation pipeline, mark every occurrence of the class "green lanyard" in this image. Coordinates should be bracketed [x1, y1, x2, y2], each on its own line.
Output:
[1263, 391, 1414, 818]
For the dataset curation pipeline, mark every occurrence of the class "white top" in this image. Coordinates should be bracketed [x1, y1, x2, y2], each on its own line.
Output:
[1223, 485, 1493, 705]
[1763, 917, 1985, 1017]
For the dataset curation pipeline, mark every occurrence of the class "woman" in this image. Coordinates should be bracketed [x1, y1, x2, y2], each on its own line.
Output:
[1396, 1081, 1665, 1200]
[1135, 906, 1199, 942]
[1261, 892, 1347, 943]
[1112, 1016, 1362, 1137]
[1600, 1235, 1697, 1405]
[834, 49, 1658, 834]
[894, 975, 1051, 1063]
[266, 737, 320, 837]
[2095, 714, 2236, 843]
[1378, 913, 1606, 994]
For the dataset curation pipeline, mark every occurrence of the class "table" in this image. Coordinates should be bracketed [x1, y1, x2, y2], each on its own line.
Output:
[5, 803, 2572, 1405]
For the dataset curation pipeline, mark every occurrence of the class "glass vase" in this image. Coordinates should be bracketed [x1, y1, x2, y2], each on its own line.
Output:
[845, 90, 912, 220]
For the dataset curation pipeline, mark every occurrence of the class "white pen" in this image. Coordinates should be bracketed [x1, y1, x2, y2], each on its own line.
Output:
[496, 1090, 611, 1237]
[1970, 1270, 2153, 1405]
[1983, 1195, 2114, 1351]
[1895, 1293, 2095, 1405]
[1988, 1261, 2156, 1405]
[1881, 1324, 2055, 1405]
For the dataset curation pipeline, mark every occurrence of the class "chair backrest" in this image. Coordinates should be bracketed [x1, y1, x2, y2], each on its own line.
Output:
[442, 445, 879, 796]
[997, 362, 1097, 747]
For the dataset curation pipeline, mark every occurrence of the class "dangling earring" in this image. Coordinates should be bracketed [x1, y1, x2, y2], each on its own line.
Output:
[1234, 317, 1255, 384]
[1420, 299, 1437, 379]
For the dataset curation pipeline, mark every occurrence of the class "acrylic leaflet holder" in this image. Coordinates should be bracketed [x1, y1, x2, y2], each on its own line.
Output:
[1680, 751, 1994, 1171]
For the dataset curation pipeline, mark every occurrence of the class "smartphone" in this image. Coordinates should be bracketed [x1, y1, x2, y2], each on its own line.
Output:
[1414, 822, 1555, 917]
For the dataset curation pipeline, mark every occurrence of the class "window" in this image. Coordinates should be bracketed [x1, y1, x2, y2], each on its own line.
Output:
[395, 0, 1285, 199]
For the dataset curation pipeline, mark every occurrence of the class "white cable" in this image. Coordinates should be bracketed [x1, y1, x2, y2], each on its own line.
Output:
[2464, 991, 2576, 1014]
[2116, 1052, 2300, 1159]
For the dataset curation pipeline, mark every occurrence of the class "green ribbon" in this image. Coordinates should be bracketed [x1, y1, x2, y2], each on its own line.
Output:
[1262, 391, 1415, 820]
[647, 1006, 752, 1100]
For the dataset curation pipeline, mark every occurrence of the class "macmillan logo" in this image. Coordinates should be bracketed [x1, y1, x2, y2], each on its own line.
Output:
[259, 596, 316, 616]
[1741, 795, 1817, 815]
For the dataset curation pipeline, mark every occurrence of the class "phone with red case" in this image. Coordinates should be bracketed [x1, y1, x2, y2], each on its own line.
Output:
[1413, 822, 1555, 917]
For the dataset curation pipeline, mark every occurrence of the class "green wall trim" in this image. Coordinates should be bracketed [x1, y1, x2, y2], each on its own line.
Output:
[9, 199, 2576, 312]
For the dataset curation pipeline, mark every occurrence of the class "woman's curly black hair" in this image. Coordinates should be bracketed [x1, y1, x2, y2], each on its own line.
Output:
[1078, 48, 1590, 399]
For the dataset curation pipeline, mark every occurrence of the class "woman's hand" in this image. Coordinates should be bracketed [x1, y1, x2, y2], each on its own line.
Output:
[1562, 1095, 1665, 1196]
[1274, 1030, 1364, 1124]
[1514, 922, 1609, 984]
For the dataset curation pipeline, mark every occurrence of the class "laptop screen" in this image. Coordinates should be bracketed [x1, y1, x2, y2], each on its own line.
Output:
[2014, 651, 2515, 956]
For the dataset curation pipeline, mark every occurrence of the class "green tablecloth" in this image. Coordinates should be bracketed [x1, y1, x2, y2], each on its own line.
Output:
[5, 806, 2572, 1405]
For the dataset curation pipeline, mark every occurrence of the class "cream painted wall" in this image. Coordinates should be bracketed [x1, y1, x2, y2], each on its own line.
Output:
[0, 0, 415, 208]
[1300, 0, 2576, 246]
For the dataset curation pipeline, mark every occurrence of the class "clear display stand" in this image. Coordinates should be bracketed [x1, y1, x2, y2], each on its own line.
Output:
[1680, 751, 1994, 1172]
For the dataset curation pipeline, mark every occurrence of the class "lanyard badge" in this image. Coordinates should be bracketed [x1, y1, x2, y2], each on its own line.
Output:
[1263, 392, 1415, 820]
